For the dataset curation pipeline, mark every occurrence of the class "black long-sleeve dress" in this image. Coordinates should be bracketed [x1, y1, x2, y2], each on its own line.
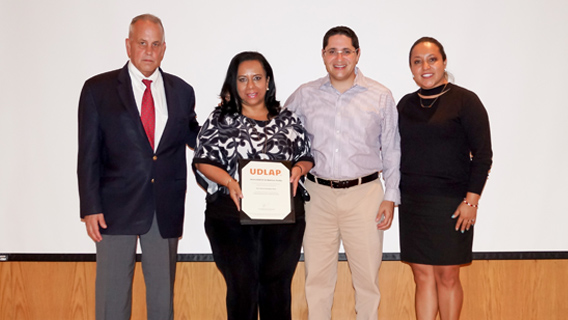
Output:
[397, 82, 492, 265]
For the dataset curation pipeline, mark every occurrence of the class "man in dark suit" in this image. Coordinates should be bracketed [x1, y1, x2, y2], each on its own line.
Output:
[77, 14, 199, 320]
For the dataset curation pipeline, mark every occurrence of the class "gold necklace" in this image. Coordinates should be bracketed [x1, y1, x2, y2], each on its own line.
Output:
[419, 83, 450, 109]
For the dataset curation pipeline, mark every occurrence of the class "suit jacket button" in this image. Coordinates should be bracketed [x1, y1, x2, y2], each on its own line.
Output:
[151, 179, 155, 183]
[153, 156, 157, 161]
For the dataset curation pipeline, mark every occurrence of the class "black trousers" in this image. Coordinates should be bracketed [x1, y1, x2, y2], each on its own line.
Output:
[204, 194, 305, 320]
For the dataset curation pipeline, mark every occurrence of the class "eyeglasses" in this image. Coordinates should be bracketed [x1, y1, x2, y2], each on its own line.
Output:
[323, 48, 358, 57]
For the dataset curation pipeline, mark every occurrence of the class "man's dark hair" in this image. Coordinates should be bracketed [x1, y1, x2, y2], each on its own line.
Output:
[323, 26, 359, 50]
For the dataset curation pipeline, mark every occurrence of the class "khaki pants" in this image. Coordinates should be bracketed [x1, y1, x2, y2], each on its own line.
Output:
[303, 179, 385, 320]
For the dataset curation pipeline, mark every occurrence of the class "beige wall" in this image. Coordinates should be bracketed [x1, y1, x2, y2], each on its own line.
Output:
[1, 260, 567, 319]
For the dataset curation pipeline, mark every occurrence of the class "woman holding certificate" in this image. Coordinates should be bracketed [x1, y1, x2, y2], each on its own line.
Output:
[193, 51, 313, 320]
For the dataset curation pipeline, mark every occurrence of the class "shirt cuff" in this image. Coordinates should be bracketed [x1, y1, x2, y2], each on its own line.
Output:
[383, 188, 401, 205]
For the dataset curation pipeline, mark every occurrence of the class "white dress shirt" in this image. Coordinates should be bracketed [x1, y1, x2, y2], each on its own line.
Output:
[128, 61, 168, 152]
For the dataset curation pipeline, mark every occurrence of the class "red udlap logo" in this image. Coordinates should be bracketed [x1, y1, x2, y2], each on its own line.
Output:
[249, 168, 282, 176]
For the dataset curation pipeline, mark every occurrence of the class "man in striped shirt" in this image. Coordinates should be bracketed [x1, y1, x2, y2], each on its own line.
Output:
[284, 26, 401, 320]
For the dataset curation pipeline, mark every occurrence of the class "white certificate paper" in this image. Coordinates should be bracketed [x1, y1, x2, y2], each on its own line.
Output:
[239, 159, 294, 224]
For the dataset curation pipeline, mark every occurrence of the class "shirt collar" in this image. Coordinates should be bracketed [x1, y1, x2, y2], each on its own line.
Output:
[128, 61, 161, 87]
[320, 67, 367, 92]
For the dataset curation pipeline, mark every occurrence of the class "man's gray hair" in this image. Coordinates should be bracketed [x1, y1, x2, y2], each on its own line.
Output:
[129, 13, 165, 41]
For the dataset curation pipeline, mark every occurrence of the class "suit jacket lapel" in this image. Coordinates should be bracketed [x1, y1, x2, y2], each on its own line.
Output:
[158, 70, 179, 153]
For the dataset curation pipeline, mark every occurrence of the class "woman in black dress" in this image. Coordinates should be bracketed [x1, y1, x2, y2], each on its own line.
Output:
[193, 51, 313, 320]
[397, 37, 492, 319]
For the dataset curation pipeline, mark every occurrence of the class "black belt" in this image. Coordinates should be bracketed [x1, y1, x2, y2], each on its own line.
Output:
[306, 172, 379, 189]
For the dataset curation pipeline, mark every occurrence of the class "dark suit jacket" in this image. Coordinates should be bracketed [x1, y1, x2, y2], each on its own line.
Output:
[77, 63, 200, 238]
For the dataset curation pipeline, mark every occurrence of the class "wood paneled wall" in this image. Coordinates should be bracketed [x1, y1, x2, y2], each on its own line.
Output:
[1, 260, 567, 319]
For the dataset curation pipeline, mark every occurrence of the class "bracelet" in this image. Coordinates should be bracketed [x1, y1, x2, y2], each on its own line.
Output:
[293, 165, 303, 174]
[225, 178, 234, 187]
[463, 199, 478, 208]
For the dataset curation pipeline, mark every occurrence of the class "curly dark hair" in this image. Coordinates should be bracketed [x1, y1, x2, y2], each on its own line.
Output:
[218, 51, 280, 119]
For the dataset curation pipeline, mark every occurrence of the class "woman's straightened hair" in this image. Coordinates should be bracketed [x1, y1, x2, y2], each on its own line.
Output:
[218, 51, 280, 119]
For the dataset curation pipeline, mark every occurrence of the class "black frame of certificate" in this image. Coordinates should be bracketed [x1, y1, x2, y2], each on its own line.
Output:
[238, 159, 295, 225]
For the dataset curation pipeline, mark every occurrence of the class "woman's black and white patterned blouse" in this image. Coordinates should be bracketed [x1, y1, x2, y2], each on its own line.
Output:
[193, 108, 313, 196]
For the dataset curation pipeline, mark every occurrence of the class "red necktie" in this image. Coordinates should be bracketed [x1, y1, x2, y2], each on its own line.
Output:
[141, 79, 155, 150]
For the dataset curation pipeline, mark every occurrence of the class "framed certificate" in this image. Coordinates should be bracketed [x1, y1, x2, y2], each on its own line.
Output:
[238, 159, 295, 225]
